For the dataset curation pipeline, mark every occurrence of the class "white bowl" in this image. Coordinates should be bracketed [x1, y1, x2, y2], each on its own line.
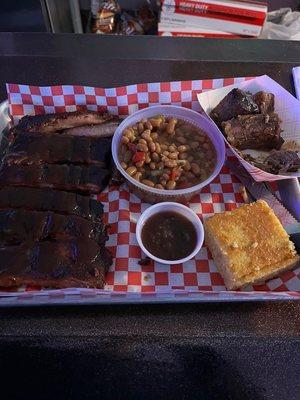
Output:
[112, 105, 225, 204]
[136, 202, 204, 265]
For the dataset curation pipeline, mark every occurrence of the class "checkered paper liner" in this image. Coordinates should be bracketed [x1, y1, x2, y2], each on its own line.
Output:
[1, 77, 299, 306]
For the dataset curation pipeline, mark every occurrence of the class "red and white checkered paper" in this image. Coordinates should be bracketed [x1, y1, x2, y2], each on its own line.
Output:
[1, 77, 299, 305]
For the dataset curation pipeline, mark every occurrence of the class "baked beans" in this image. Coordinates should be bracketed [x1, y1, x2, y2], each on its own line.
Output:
[119, 115, 216, 190]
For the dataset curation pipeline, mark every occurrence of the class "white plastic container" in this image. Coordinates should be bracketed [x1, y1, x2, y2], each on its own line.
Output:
[136, 202, 204, 265]
[112, 105, 225, 203]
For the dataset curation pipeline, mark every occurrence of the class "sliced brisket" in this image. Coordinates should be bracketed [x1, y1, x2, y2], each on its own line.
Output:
[0, 163, 110, 194]
[62, 119, 120, 137]
[210, 88, 259, 126]
[253, 91, 275, 114]
[15, 110, 119, 134]
[263, 150, 300, 174]
[222, 113, 283, 150]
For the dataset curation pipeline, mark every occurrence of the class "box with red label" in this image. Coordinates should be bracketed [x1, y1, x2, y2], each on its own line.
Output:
[159, 0, 267, 37]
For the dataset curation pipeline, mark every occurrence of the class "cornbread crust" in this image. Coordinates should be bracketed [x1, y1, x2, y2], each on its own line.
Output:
[204, 200, 300, 290]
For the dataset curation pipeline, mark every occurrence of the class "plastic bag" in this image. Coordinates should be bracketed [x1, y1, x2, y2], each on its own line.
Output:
[260, 8, 300, 40]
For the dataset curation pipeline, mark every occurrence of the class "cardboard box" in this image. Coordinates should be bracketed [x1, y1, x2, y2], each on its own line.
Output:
[160, 10, 264, 36]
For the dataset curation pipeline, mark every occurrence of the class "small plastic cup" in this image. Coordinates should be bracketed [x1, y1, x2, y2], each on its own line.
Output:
[136, 202, 204, 265]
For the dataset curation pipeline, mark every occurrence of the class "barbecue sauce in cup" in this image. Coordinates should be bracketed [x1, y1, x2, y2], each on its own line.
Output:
[141, 211, 197, 261]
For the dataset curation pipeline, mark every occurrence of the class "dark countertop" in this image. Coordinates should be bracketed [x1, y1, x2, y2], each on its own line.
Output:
[0, 33, 299, 400]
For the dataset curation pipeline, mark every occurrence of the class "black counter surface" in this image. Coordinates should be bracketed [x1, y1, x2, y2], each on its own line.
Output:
[0, 33, 299, 400]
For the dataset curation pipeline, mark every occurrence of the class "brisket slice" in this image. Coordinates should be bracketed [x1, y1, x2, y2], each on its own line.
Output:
[3, 132, 112, 166]
[0, 209, 108, 245]
[0, 164, 110, 194]
[15, 110, 119, 134]
[262, 150, 300, 174]
[62, 119, 120, 138]
[222, 113, 283, 150]
[0, 187, 103, 220]
[0, 239, 112, 289]
[253, 91, 275, 114]
[210, 89, 259, 127]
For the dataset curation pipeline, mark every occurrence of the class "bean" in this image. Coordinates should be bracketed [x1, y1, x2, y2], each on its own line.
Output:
[136, 160, 145, 168]
[176, 136, 187, 144]
[183, 161, 191, 171]
[145, 121, 153, 130]
[137, 166, 145, 174]
[131, 125, 138, 132]
[151, 152, 160, 162]
[178, 145, 188, 153]
[160, 179, 167, 187]
[123, 128, 133, 137]
[149, 162, 156, 170]
[160, 144, 168, 151]
[120, 161, 127, 169]
[126, 166, 137, 176]
[136, 143, 148, 152]
[160, 122, 168, 131]
[163, 150, 170, 157]
[121, 136, 130, 144]
[133, 172, 142, 181]
[155, 142, 161, 154]
[141, 179, 155, 188]
[138, 138, 147, 145]
[148, 142, 156, 152]
[149, 117, 163, 128]
[191, 141, 199, 149]
[157, 162, 164, 170]
[203, 142, 211, 150]
[150, 131, 158, 140]
[168, 152, 178, 160]
[179, 152, 188, 160]
[155, 184, 164, 190]
[191, 163, 201, 175]
[169, 144, 176, 152]
[141, 130, 153, 142]
[166, 180, 176, 190]
[164, 159, 177, 168]
[124, 150, 132, 163]
[137, 122, 144, 133]
[166, 118, 177, 134]
[162, 173, 169, 181]
[187, 155, 194, 163]
[145, 154, 151, 164]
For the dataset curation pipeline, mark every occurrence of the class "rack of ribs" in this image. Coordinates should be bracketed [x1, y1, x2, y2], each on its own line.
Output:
[0, 209, 108, 245]
[0, 164, 111, 194]
[3, 132, 112, 166]
[0, 238, 112, 289]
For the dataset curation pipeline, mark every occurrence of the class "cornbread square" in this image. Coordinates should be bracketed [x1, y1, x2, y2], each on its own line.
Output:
[204, 200, 300, 290]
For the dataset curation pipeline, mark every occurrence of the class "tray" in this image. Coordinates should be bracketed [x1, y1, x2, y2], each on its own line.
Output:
[1, 76, 300, 306]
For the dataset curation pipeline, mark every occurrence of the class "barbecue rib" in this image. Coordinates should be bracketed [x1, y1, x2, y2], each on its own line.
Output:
[3, 132, 112, 166]
[0, 164, 110, 194]
[0, 238, 112, 289]
[0, 209, 108, 245]
[0, 187, 103, 220]
[15, 110, 119, 134]
[221, 113, 283, 150]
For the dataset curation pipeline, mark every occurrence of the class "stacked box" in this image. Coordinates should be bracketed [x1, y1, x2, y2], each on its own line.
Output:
[158, 0, 268, 38]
